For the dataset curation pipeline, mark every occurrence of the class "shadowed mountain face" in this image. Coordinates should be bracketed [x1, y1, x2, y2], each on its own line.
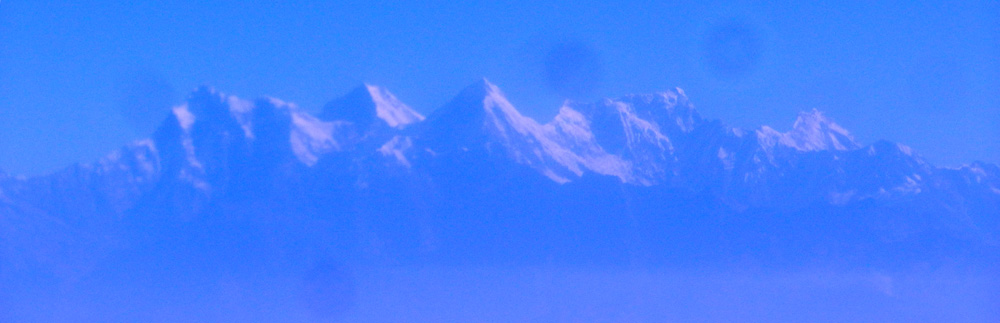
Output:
[1, 80, 998, 320]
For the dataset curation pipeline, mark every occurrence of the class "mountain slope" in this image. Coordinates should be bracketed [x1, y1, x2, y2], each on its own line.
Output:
[0, 80, 997, 274]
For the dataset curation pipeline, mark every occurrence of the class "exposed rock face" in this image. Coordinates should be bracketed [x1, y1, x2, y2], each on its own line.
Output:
[1, 79, 997, 274]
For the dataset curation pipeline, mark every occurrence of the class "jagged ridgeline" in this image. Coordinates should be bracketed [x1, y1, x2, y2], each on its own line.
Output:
[1, 79, 998, 274]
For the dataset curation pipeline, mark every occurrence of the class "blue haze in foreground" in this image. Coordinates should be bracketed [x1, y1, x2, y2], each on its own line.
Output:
[0, 81, 998, 321]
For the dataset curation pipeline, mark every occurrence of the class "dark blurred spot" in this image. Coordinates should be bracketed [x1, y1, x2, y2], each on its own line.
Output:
[543, 41, 605, 99]
[299, 260, 357, 320]
[117, 74, 179, 134]
[702, 20, 762, 80]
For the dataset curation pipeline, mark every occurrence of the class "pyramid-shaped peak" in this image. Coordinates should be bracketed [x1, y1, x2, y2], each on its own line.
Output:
[422, 78, 538, 148]
[427, 78, 517, 121]
[473, 77, 498, 90]
[362, 84, 425, 128]
[322, 84, 423, 129]
[453, 77, 504, 101]
[784, 109, 859, 151]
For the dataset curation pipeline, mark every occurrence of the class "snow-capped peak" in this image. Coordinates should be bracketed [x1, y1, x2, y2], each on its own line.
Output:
[422, 78, 541, 151]
[322, 84, 424, 129]
[171, 86, 256, 138]
[560, 91, 685, 184]
[425, 78, 509, 120]
[609, 88, 702, 135]
[366, 84, 425, 128]
[779, 109, 859, 151]
[420, 79, 632, 183]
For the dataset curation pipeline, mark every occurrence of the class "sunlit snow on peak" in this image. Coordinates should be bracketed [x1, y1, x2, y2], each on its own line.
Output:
[783, 109, 858, 151]
[364, 84, 424, 128]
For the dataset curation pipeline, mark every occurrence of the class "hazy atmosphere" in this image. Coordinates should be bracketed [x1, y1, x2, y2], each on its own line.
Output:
[1, 0, 997, 175]
[1, 1, 998, 322]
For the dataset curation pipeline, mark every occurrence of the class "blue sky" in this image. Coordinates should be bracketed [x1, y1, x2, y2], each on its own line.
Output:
[1, 0, 997, 175]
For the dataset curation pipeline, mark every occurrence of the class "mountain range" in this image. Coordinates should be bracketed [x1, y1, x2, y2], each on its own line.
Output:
[1, 79, 998, 276]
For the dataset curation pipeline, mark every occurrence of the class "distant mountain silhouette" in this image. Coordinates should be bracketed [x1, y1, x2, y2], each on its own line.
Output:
[2, 79, 998, 276]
